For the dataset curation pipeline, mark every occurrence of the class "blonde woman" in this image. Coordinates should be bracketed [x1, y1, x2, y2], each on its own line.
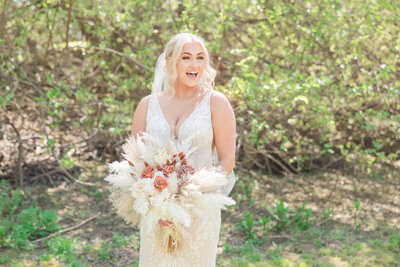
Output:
[130, 33, 236, 266]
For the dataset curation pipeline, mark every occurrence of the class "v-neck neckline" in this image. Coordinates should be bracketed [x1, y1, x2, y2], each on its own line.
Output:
[154, 91, 211, 140]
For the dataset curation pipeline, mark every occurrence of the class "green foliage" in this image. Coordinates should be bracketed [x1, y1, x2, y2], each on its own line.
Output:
[47, 237, 75, 257]
[2, 0, 398, 176]
[266, 200, 291, 232]
[239, 199, 318, 241]
[46, 237, 85, 266]
[387, 233, 400, 253]
[233, 178, 257, 206]
[60, 156, 77, 170]
[322, 206, 333, 220]
[239, 240, 262, 262]
[352, 200, 362, 231]
[0, 180, 60, 250]
[0, 180, 24, 218]
[259, 216, 272, 237]
[240, 211, 257, 240]
[292, 202, 315, 231]
[0, 255, 11, 264]
[94, 189, 103, 200]
[217, 0, 400, 173]
[110, 232, 132, 248]
[98, 241, 111, 260]
[267, 246, 283, 263]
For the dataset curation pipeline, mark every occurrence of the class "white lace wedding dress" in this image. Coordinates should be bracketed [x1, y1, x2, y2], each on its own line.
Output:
[139, 90, 235, 267]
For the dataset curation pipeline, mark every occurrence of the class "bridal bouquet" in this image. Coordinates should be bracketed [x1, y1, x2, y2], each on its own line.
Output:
[105, 133, 235, 254]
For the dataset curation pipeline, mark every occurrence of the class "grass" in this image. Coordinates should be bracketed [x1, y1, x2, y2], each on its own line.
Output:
[218, 229, 399, 267]
[0, 162, 398, 266]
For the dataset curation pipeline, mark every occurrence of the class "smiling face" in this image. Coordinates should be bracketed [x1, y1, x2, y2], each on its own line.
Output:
[175, 42, 206, 90]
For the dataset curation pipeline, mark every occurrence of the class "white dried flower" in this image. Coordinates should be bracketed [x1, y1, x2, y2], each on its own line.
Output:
[154, 148, 171, 166]
[175, 162, 181, 170]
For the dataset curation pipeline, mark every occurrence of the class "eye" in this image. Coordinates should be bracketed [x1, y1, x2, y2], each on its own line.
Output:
[197, 56, 204, 60]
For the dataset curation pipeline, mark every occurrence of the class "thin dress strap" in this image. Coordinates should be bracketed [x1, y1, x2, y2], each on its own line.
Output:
[202, 90, 213, 112]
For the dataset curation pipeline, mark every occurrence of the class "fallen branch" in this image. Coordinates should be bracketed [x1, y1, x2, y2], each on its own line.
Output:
[74, 179, 99, 187]
[38, 163, 55, 186]
[33, 212, 101, 243]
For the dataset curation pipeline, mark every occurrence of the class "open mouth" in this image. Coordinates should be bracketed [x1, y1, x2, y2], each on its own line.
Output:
[186, 71, 198, 79]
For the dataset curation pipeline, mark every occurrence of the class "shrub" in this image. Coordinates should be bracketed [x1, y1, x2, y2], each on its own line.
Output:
[0, 180, 60, 250]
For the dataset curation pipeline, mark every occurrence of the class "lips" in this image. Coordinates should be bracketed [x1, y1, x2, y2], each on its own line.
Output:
[186, 71, 198, 79]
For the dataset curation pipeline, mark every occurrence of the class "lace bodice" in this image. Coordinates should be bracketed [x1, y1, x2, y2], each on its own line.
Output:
[146, 91, 214, 168]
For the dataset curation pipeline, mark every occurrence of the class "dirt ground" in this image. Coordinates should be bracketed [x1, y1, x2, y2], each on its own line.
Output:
[12, 160, 398, 266]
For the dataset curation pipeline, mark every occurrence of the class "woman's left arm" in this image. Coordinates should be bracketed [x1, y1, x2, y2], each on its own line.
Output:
[211, 91, 236, 174]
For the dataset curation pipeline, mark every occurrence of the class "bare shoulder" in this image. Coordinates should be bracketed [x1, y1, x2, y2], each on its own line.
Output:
[133, 94, 151, 124]
[210, 90, 233, 113]
[136, 94, 151, 112]
[131, 95, 151, 136]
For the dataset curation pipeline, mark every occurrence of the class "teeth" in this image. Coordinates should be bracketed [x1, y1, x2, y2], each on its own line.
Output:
[187, 72, 197, 74]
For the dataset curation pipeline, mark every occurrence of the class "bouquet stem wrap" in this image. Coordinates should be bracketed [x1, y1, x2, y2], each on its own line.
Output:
[161, 225, 182, 254]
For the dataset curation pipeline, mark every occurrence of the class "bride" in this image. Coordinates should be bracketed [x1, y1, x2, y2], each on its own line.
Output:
[130, 32, 236, 266]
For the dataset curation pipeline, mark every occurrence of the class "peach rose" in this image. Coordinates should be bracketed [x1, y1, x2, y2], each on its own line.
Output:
[162, 165, 175, 177]
[154, 175, 168, 192]
[177, 164, 195, 179]
[141, 165, 155, 179]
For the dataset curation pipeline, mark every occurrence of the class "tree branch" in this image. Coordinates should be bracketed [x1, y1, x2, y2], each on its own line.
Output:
[79, 45, 152, 72]
[5, 118, 24, 189]
[33, 212, 100, 243]
[64, 0, 72, 52]
[0, 0, 7, 39]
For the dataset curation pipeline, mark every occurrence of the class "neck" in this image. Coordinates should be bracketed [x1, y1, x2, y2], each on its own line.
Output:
[169, 84, 201, 101]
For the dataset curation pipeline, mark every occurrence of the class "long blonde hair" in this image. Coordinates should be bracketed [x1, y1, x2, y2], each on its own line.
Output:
[151, 33, 216, 95]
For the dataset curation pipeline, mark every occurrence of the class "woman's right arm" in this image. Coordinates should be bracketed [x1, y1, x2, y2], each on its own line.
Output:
[130, 95, 150, 137]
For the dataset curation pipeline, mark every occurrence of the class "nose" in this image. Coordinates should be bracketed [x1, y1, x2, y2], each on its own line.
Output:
[189, 58, 199, 67]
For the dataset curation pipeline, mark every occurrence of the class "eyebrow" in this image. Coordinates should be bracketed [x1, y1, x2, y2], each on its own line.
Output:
[181, 52, 204, 55]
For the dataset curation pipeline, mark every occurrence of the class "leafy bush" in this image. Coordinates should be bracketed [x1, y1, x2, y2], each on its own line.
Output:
[0, 180, 60, 250]
[1, 0, 398, 176]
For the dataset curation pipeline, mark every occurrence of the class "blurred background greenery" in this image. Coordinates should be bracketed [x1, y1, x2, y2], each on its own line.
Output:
[2, 0, 399, 179]
[0, 0, 399, 266]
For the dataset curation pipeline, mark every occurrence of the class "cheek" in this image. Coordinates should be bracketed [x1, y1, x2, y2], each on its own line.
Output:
[176, 64, 186, 76]
[199, 63, 206, 73]
[177, 62, 189, 75]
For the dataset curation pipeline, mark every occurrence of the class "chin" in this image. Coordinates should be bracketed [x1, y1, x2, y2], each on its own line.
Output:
[182, 79, 200, 88]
